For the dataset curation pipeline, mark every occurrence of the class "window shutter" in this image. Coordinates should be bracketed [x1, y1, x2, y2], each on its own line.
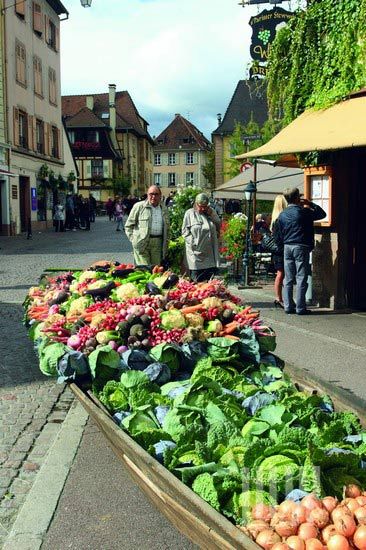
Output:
[44, 15, 50, 44]
[193, 152, 198, 164]
[13, 108, 20, 147]
[86, 161, 91, 176]
[15, 0, 25, 16]
[32, 117, 37, 152]
[27, 115, 33, 150]
[55, 27, 60, 51]
[44, 122, 49, 155]
[56, 128, 61, 158]
[175, 152, 180, 166]
[103, 160, 109, 178]
[33, 3, 42, 33]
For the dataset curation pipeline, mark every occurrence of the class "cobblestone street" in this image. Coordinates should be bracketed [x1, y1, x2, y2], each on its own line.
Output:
[0, 219, 133, 546]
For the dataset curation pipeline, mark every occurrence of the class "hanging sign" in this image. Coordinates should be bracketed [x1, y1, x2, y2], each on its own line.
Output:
[31, 188, 37, 211]
[249, 7, 294, 79]
[240, 162, 253, 173]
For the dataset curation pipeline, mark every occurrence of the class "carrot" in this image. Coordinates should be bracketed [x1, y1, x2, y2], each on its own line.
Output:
[180, 304, 204, 314]
[222, 321, 239, 331]
[244, 312, 260, 319]
[223, 334, 240, 341]
[241, 305, 252, 315]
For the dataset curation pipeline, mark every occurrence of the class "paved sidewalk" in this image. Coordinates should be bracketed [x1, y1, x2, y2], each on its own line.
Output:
[0, 219, 134, 547]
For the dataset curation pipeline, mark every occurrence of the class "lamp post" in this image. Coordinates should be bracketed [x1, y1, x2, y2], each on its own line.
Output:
[80, 0, 92, 6]
[241, 180, 257, 288]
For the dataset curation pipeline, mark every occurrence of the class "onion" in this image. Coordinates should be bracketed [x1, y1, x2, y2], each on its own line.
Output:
[354, 525, 366, 550]
[357, 498, 366, 507]
[323, 497, 338, 514]
[334, 514, 357, 538]
[272, 544, 291, 550]
[274, 519, 299, 538]
[327, 534, 350, 550]
[292, 505, 308, 525]
[309, 508, 330, 529]
[279, 501, 298, 516]
[332, 506, 353, 523]
[305, 538, 324, 550]
[256, 529, 281, 550]
[286, 536, 305, 550]
[246, 520, 270, 539]
[322, 524, 338, 544]
[345, 485, 362, 499]
[343, 498, 360, 515]
[298, 522, 319, 541]
[302, 495, 323, 511]
[252, 504, 275, 523]
[355, 507, 366, 525]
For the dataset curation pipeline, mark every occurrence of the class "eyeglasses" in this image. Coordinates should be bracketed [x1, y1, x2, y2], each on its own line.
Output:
[148, 193, 160, 196]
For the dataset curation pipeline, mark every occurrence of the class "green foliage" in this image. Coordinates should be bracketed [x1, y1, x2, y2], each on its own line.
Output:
[267, 0, 366, 125]
[201, 149, 216, 191]
[110, 175, 132, 197]
[166, 237, 185, 274]
[220, 216, 247, 260]
[169, 186, 201, 241]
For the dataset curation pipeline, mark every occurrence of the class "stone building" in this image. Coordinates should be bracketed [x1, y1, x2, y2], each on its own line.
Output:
[1, 0, 77, 235]
[153, 114, 211, 194]
[62, 85, 154, 200]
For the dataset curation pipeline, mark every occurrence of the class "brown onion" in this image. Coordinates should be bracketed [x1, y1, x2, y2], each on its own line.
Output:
[356, 498, 366, 507]
[274, 519, 299, 538]
[355, 507, 366, 526]
[332, 506, 353, 523]
[246, 520, 270, 540]
[286, 536, 305, 550]
[305, 538, 324, 550]
[322, 524, 338, 544]
[256, 528, 281, 550]
[308, 508, 330, 529]
[322, 497, 338, 514]
[292, 505, 308, 525]
[301, 495, 323, 511]
[334, 514, 357, 538]
[272, 544, 291, 550]
[354, 525, 366, 550]
[279, 501, 298, 516]
[298, 522, 318, 541]
[327, 534, 350, 550]
[345, 485, 362, 499]
[252, 504, 275, 523]
[343, 498, 360, 515]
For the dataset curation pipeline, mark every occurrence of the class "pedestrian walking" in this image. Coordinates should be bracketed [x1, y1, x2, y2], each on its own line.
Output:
[275, 187, 326, 315]
[182, 192, 221, 283]
[80, 197, 91, 230]
[115, 199, 125, 231]
[65, 193, 75, 231]
[105, 197, 115, 221]
[89, 194, 97, 223]
[53, 201, 65, 232]
[125, 185, 170, 266]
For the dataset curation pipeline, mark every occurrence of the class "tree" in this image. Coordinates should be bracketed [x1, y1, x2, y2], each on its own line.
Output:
[225, 118, 262, 179]
[110, 175, 132, 197]
[201, 149, 216, 191]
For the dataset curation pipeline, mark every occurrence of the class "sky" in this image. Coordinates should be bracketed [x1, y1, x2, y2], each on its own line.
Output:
[60, 0, 294, 140]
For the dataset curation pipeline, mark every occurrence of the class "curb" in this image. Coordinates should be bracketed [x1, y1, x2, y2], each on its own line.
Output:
[2, 400, 88, 550]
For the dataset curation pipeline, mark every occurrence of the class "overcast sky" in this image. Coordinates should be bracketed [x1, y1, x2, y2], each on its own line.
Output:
[60, 0, 293, 139]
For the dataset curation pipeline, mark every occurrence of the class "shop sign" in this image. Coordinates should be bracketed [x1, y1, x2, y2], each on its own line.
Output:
[31, 188, 37, 211]
[249, 6, 294, 79]
[73, 141, 100, 151]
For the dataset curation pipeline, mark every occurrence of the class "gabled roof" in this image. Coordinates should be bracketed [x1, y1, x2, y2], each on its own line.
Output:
[46, 0, 68, 16]
[62, 90, 153, 143]
[212, 80, 268, 136]
[154, 114, 211, 151]
[65, 107, 108, 129]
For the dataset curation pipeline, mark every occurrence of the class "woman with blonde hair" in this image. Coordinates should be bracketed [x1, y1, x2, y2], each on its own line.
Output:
[271, 194, 288, 308]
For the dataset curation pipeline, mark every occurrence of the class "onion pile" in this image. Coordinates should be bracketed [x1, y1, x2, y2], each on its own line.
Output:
[240, 485, 366, 550]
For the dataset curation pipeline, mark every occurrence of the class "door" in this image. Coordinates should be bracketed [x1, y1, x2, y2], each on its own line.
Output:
[19, 176, 30, 232]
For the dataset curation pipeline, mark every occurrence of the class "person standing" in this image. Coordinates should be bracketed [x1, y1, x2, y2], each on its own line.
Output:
[165, 191, 175, 208]
[80, 197, 91, 230]
[125, 186, 170, 266]
[182, 193, 221, 283]
[89, 194, 97, 223]
[275, 187, 326, 315]
[65, 193, 75, 231]
[269, 195, 288, 308]
[105, 197, 114, 221]
[53, 201, 65, 232]
[115, 199, 125, 232]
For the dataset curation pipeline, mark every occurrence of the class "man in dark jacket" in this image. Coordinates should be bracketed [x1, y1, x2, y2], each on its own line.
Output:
[276, 187, 326, 315]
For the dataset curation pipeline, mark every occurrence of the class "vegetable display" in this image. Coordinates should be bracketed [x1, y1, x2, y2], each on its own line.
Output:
[23, 262, 366, 545]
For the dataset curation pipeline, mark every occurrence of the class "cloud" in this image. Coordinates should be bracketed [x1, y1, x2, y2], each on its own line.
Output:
[61, 0, 265, 138]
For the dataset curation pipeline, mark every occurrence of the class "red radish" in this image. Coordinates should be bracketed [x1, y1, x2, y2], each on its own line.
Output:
[286, 536, 305, 550]
[309, 508, 330, 529]
[334, 515, 356, 538]
[256, 529, 281, 549]
[354, 525, 366, 550]
[298, 523, 319, 541]
[355, 507, 366, 525]
[305, 538, 323, 550]
[327, 534, 350, 550]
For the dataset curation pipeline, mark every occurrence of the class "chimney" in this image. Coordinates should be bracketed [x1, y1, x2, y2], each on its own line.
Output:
[175, 113, 180, 118]
[86, 95, 94, 110]
[109, 83, 116, 132]
[217, 113, 222, 125]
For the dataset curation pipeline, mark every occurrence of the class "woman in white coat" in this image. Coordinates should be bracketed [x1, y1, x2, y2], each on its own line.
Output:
[182, 193, 221, 282]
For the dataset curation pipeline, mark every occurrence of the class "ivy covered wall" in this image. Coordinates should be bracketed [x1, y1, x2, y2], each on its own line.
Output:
[267, 0, 366, 124]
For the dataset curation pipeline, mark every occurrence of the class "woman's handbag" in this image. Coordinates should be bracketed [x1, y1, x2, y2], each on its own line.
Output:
[260, 231, 280, 254]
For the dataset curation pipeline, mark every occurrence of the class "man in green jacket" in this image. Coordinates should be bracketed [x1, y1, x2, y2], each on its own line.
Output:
[125, 185, 170, 266]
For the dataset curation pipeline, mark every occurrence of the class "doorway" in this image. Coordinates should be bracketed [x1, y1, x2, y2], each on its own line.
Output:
[19, 176, 30, 232]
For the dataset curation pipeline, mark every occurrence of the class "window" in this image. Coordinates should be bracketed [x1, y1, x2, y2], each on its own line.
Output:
[157, 139, 164, 145]
[18, 111, 28, 148]
[168, 153, 176, 165]
[304, 165, 333, 227]
[46, 19, 58, 50]
[51, 125, 59, 158]
[33, 56, 43, 96]
[186, 172, 194, 186]
[15, 0, 25, 18]
[48, 68, 57, 105]
[101, 112, 109, 119]
[33, 3, 43, 34]
[91, 159, 103, 178]
[68, 130, 75, 144]
[154, 153, 161, 166]
[186, 152, 194, 165]
[168, 173, 176, 187]
[154, 173, 161, 186]
[86, 130, 99, 143]
[15, 41, 26, 86]
[36, 119, 44, 154]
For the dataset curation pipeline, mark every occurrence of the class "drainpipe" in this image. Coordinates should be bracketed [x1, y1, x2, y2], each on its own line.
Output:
[109, 84, 117, 147]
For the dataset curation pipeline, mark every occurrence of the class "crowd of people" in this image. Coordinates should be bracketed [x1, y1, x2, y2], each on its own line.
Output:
[53, 193, 97, 232]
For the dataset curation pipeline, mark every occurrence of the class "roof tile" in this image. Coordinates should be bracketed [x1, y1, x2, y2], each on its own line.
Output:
[154, 114, 211, 151]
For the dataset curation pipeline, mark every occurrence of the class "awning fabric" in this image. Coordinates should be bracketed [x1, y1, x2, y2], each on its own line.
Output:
[214, 164, 304, 200]
[235, 95, 366, 159]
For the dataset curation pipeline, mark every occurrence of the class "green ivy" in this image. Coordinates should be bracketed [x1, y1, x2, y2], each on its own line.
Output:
[267, 0, 366, 125]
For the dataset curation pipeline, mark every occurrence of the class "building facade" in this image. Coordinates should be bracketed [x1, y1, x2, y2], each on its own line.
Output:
[2, 0, 76, 235]
[211, 80, 267, 190]
[153, 114, 211, 194]
[62, 85, 154, 200]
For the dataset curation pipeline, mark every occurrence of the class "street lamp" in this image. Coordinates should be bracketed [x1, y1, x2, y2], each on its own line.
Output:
[242, 180, 257, 288]
[80, 0, 92, 6]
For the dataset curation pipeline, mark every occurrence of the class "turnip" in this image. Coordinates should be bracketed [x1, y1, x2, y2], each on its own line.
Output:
[67, 334, 81, 349]
[117, 345, 128, 354]
[108, 340, 118, 350]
